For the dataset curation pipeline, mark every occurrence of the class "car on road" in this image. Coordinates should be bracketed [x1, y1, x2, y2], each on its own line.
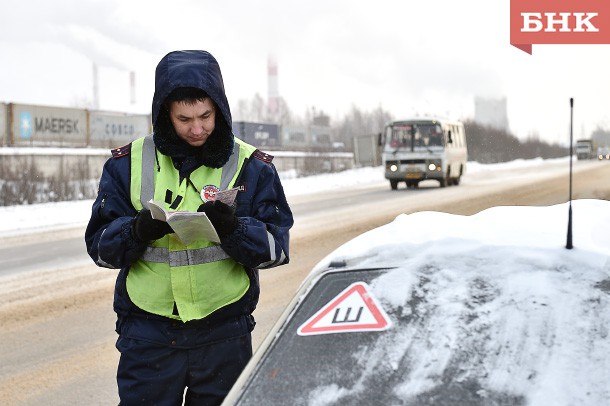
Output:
[223, 199, 610, 406]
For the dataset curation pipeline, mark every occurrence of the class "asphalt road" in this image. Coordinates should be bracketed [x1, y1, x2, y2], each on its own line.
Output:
[0, 160, 608, 405]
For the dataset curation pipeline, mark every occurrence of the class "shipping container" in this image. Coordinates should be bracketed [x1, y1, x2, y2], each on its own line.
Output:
[232, 121, 280, 148]
[89, 111, 151, 148]
[281, 125, 310, 149]
[9, 103, 88, 147]
[0, 103, 6, 146]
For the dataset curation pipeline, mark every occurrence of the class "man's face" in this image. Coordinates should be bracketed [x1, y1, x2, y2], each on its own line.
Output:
[168, 98, 216, 147]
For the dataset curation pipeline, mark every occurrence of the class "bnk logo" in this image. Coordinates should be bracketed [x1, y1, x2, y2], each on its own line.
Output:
[521, 12, 598, 33]
[510, 0, 610, 54]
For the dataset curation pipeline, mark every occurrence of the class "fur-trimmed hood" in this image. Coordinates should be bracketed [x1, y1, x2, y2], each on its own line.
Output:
[151, 50, 234, 169]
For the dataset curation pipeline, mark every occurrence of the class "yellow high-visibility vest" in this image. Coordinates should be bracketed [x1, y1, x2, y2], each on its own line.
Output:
[126, 135, 257, 322]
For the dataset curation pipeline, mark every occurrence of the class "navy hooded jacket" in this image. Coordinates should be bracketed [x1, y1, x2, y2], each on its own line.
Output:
[84, 50, 293, 325]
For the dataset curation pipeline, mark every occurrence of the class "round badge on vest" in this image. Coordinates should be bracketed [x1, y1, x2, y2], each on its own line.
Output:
[201, 185, 220, 202]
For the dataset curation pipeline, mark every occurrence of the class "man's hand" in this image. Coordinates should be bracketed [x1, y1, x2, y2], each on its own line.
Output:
[198, 201, 238, 238]
[132, 209, 174, 242]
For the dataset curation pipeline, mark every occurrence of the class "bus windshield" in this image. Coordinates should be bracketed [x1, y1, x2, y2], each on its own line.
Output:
[385, 123, 444, 149]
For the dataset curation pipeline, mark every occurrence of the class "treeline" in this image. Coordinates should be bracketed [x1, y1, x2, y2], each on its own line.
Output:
[0, 157, 97, 206]
[463, 120, 569, 163]
[234, 95, 570, 164]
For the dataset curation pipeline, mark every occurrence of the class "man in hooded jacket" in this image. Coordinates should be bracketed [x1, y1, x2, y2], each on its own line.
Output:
[85, 50, 293, 405]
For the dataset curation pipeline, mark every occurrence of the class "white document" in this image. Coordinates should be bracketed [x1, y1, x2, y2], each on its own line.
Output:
[148, 200, 220, 245]
[215, 187, 239, 207]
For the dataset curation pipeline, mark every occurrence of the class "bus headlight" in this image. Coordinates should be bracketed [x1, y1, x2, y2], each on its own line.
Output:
[390, 164, 398, 172]
[428, 162, 442, 171]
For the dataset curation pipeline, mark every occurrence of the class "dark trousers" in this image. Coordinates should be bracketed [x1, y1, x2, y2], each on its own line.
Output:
[115, 314, 253, 406]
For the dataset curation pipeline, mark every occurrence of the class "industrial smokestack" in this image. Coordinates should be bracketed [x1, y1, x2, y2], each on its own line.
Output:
[130, 71, 136, 104]
[92, 62, 100, 110]
[267, 55, 279, 119]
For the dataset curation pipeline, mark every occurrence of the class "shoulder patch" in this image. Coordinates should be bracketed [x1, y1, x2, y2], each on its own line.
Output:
[111, 143, 131, 159]
[253, 149, 274, 164]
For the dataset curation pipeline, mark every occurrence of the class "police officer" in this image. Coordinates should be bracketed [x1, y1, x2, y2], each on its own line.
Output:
[85, 50, 293, 405]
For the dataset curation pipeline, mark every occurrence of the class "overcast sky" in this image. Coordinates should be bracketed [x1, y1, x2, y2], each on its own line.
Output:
[1, 0, 610, 144]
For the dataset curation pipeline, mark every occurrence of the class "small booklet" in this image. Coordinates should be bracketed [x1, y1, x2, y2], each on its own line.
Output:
[148, 200, 220, 245]
[147, 187, 240, 245]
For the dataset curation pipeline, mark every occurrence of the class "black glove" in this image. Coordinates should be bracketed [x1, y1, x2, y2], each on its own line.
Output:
[132, 209, 174, 242]
[198, 201, 238, 238]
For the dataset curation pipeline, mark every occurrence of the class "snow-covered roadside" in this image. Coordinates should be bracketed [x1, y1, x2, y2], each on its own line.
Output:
[0, 157, 573, 238]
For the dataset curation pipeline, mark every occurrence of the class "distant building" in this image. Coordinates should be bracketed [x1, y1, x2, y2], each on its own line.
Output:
[474, 97, 509, 132]
[312, 112, 330, 127]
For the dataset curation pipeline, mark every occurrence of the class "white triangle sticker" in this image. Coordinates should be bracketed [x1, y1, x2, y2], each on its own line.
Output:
[297, 282, 392, 336]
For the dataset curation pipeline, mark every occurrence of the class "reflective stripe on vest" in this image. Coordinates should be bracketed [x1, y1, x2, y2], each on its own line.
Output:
[139, 135, 156, 209]
[141, 245, 230, 266]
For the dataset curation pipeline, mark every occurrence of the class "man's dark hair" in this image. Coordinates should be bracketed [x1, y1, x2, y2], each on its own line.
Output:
[164, 87, 210, 105]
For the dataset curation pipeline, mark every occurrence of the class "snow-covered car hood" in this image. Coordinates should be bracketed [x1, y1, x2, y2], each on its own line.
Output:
[224, 200, 610, 406]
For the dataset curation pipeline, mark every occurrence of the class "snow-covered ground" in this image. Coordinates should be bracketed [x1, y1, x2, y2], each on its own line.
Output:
[0, 157, 571, 237]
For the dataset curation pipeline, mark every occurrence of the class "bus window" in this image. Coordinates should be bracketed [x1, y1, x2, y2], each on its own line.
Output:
[425, 124, 443, 147]
[386, 124, 412, 148]
[387, 123, 446, 149]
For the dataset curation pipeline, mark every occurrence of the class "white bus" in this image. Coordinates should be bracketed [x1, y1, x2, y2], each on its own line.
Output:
[381, 118, 467, 189]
